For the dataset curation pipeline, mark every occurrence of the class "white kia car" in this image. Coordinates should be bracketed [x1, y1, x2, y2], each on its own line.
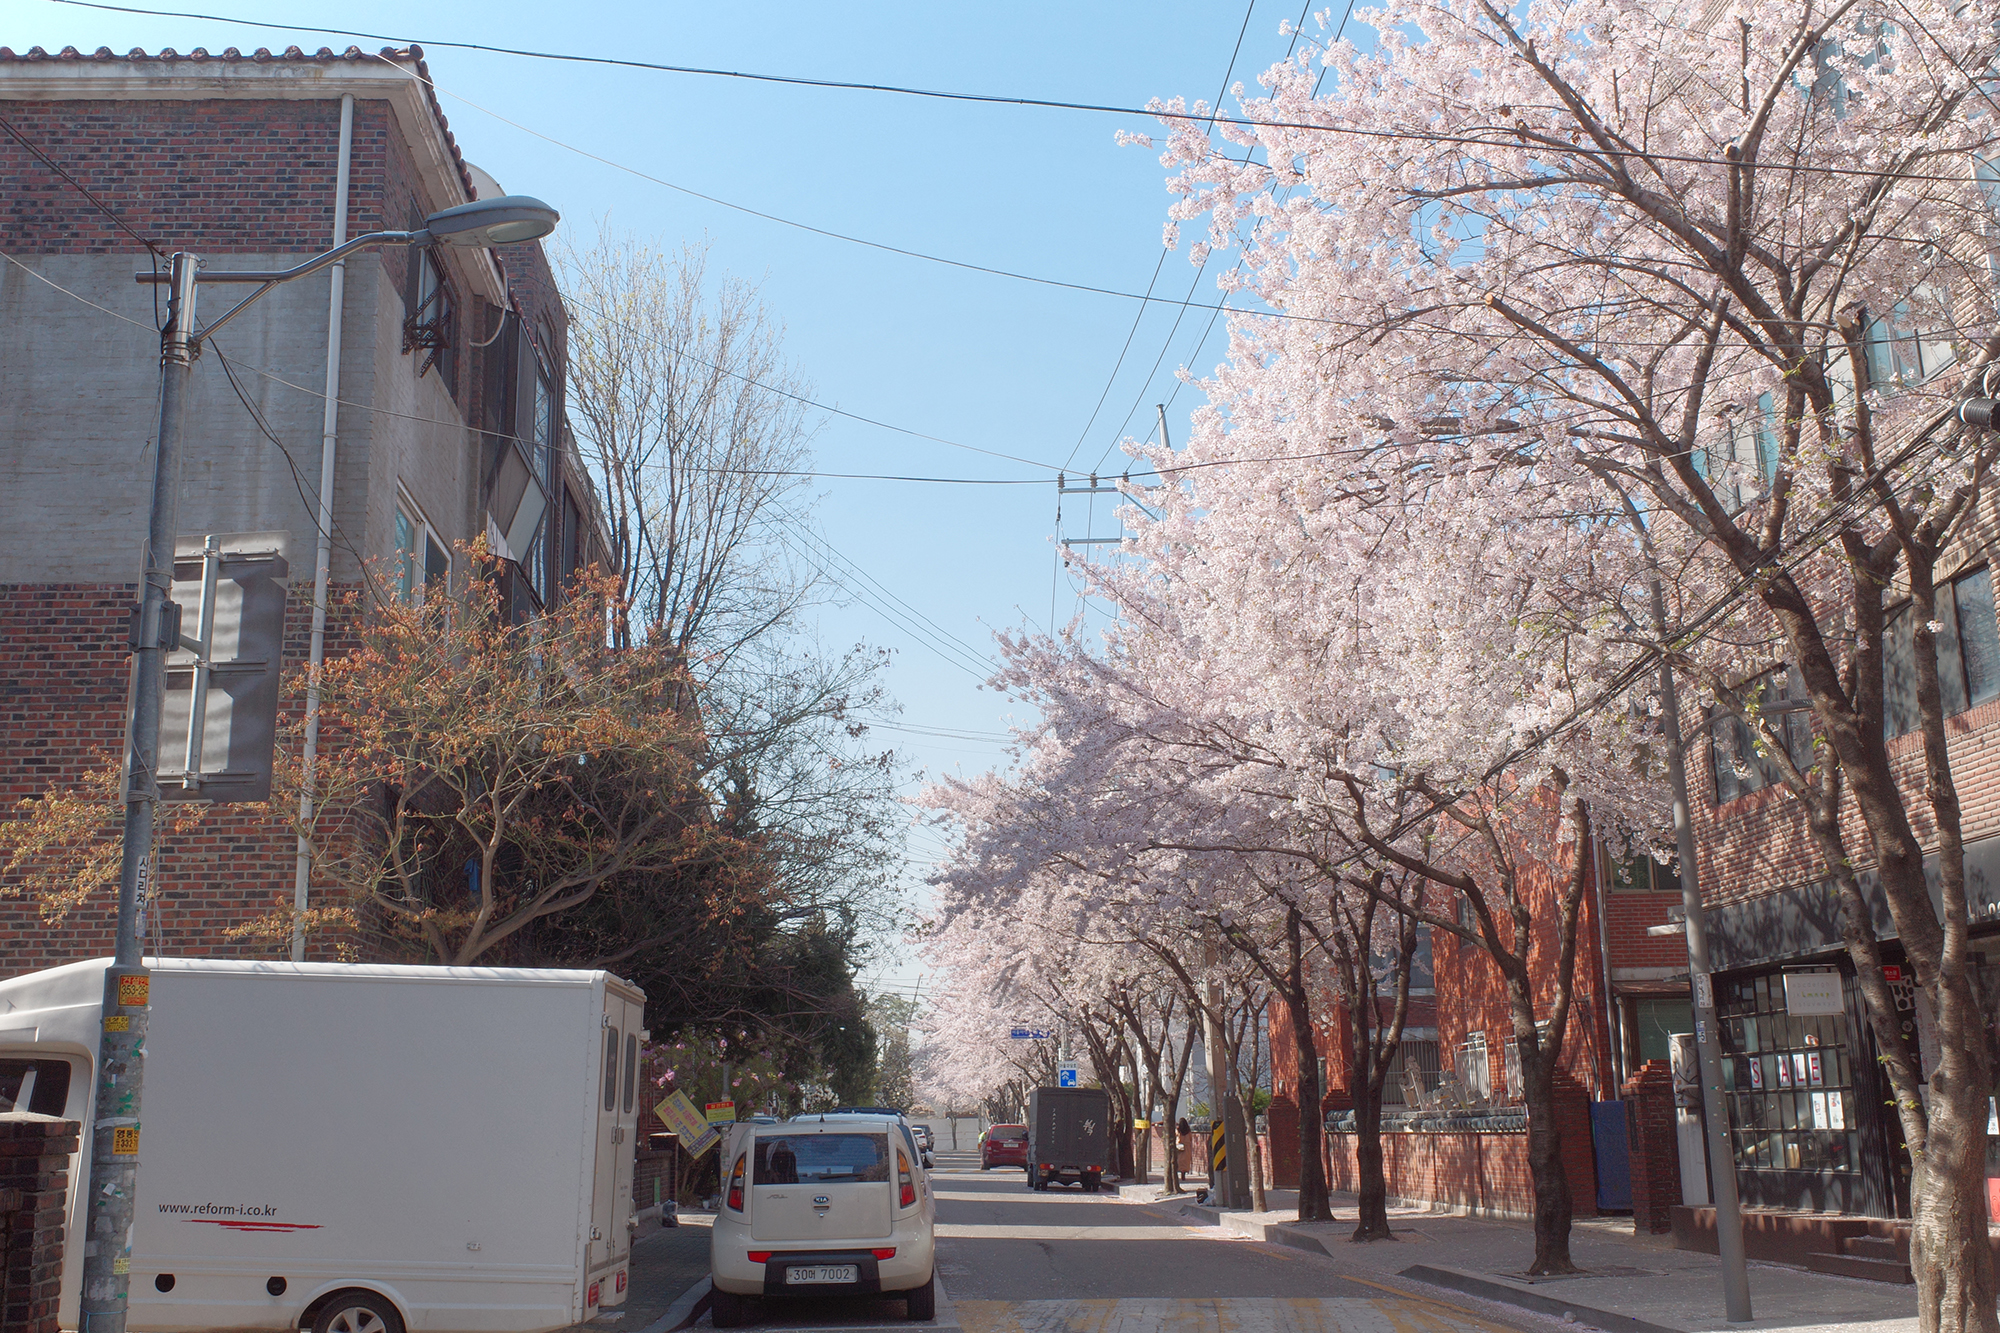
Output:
[709, 1115, 937, 1325]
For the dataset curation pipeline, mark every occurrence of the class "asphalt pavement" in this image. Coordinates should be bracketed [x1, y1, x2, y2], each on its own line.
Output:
[927, 1151, 1528, 1333]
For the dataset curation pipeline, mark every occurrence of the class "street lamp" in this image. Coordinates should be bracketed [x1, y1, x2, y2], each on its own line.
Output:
[86, 192, 560, 1333]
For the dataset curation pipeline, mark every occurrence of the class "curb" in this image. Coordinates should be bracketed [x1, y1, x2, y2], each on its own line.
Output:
[1400, 1264, 1682, 1333]
[1179, 1205, 1338, 1257]
[656, 1276, 714, 1333]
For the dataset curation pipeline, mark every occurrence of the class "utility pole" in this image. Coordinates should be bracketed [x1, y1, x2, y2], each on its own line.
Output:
[80, 252, 198, 1333]
[1651, 581, 1753, 1324]
[1200, 935, 1250, 1208]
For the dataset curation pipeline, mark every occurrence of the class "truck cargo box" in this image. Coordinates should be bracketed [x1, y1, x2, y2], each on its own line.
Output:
[1026, 1087, 1111, 1190]
[0, 958, 646, 1333]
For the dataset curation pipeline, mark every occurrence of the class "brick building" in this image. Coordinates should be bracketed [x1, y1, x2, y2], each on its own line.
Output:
[0, 44, 605, 975]
[1269, 468, 2000, 1232]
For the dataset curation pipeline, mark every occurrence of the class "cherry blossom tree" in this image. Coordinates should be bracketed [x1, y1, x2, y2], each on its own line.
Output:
[1134, 0, 2000, 1314]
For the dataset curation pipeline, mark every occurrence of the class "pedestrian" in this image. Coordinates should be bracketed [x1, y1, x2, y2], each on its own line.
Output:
[1175, 1117, 1194, 1175]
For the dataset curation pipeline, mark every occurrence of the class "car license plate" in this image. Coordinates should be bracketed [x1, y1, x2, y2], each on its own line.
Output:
[784, 1265, 858, 1285]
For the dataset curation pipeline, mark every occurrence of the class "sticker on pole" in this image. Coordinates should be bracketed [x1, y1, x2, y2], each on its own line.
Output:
[117, 975, 150, 1007]
[705, 1101, 735, 1125]
[112, 1126, 140, 1155]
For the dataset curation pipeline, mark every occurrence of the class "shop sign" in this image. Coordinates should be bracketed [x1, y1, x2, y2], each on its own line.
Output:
[1782, 970, 1844, 1016]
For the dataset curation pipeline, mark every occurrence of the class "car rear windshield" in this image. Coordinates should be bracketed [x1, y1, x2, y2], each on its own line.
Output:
[754, 1133, 890, 1184]
[990, 1126, 1027, 1141]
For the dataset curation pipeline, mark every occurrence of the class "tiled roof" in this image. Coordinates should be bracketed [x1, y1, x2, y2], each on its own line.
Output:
[0, 43, 478, 200]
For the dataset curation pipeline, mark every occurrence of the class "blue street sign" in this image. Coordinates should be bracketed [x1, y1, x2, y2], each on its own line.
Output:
[1008, 1028, 1054, 1040]
[1058, 1065, 1079, 1088]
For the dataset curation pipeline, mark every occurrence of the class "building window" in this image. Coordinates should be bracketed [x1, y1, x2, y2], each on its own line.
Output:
[1717, 972, 1860, 1198]
[1382, 1039, 1441, 1107]
[394, 494, 450, 605]
[1883, 565, 2000, 738]
[404, 245, 456, 389]
[1712, 666, 1814, 804]
[1699, 393, 1779, 511]
[532, 361, 555, 484]
[1865, 302, 1948, 391]
[1454, 1032, 1490, 1101]
[1602, 838, 1681, 892]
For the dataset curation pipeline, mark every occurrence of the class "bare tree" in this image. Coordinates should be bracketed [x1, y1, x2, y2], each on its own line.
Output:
[558, 227, 818, 662]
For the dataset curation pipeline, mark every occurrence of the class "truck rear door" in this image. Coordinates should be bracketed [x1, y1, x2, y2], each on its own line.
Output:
[588, 985, 645, 1311]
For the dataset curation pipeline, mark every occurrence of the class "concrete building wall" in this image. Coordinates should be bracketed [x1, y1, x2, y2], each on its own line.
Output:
[0, 48, 577, 978]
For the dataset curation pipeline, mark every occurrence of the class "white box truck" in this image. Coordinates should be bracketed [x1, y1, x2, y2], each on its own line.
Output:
[0, 958, 647, 1333]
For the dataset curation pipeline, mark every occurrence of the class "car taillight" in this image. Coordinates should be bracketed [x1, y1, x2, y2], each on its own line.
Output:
[898, 1150, 916, 1207]
[748, 1251, 771, 1263]
[726, 1153, 746, 1211]
[872, 1248, 896, 1259]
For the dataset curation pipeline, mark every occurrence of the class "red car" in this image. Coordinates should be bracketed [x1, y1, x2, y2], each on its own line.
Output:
[981, 1123, 1029, 1170]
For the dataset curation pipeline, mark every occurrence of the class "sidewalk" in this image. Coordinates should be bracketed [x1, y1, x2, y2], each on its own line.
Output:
[1161, 1189, 1918, 1333]
[561, 1214, 714, 1333]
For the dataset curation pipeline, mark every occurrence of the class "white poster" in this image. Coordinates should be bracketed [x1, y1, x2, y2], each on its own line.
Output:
[1783, 970, 1845, 1016]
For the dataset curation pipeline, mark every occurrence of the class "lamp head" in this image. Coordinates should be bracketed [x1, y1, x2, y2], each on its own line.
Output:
[420, 194, 560, 247]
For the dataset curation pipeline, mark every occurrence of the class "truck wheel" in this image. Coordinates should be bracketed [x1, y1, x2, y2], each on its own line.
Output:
[1082, 1175, 1098, 1193]
[904, 1273, 936, 1321]
[711, 1289, 745, 1329]
[1024, 1164, 1038, 1190]
[312, 1292, 403, 1333]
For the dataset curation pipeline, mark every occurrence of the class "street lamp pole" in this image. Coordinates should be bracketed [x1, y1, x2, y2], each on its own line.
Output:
[77, 251, 197, 1333]
[80, 196, 561, 1333]
[1650, 580, 1753, 1325]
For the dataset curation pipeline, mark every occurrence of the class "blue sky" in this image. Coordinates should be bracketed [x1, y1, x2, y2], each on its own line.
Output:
[14, 0, 1333, 998]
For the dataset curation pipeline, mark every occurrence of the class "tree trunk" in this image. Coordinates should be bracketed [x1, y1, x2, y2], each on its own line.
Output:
[1349, 961, 1394, 1241]
[1244, 1095, 1268, 1212]
[1351, 1090, 1392, 1242]
[1912, 1072, 1997, 1333]
[1520, 1051, 1576, 1275]
[1285, 907, 1334, 1222]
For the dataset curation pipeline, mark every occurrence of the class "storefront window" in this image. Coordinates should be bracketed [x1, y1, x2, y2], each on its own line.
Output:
[1717, 972, 1862, 1209]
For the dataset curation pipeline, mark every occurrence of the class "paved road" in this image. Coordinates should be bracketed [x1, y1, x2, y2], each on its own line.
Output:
[929, 1157, 1526, 1333]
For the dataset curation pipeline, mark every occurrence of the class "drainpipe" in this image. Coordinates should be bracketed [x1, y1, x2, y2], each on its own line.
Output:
[1593, 841, 1624, 1092]
[291, 93, 353, 962]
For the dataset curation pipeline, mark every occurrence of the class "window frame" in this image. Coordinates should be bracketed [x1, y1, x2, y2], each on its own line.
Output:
[392, 487, 451, 607]
[1882, 563, 2000, 739]
[1711, 666, 1814, 805]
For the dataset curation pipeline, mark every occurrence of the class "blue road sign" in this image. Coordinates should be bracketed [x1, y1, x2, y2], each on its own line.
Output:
[1058, 1066, 1079, 1088]
[1008, 1028, 1054, 1040]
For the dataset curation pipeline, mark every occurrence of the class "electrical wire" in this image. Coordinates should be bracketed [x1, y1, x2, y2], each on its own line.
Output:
[42, 0, 2000, 186]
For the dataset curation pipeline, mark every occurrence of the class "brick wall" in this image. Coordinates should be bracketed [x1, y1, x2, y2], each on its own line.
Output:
[1324, 1072, 1597, 1221]
[0, 583, 371, 976]
[1690, 487, 2000, 911]
[0, 97, 391, 255]
[0, 1116, 80, 1333]
[1622, 1059, 1680, 1234]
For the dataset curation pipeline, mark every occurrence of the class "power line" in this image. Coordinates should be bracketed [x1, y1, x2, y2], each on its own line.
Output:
[44, 0, 2000, 186]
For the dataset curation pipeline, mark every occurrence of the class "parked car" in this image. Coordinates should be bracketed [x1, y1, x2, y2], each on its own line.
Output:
[710, 1116, 936, 1326]
[911, 1124, 935, 1166]
[981, 1122, 1029, 1170]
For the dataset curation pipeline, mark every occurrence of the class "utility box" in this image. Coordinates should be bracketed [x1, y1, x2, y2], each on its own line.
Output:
[1026, 1086, 1111, 1191]
[0, 958, 646, 1333]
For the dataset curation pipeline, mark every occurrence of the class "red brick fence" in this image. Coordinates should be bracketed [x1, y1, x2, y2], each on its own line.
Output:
[1, 1116, 80, 1333]
[1322, 1073, 1600, 1221]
